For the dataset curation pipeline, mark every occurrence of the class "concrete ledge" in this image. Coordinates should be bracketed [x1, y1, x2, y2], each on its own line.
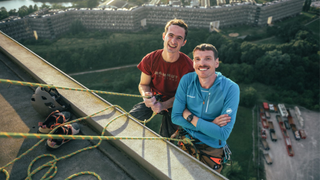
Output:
[0, 31, 227, 180]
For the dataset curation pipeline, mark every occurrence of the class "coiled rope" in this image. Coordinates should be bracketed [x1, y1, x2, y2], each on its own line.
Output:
[0, 79, 194, 180]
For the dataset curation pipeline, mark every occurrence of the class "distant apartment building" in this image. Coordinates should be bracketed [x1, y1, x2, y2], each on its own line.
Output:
[201, 0, 210, 7]
[190, 0, 200, 6]
[0, 0, 304, 41]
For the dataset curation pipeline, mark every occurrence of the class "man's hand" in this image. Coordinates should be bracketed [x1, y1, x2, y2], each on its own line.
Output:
[151, 102, 164, 113]
[212, 114, 231, 127]
[143, 92, 156, 108]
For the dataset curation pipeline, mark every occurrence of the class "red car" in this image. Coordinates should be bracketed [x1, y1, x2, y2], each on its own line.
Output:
[299, 129, 307, 139]
[261, 129, 267, 139]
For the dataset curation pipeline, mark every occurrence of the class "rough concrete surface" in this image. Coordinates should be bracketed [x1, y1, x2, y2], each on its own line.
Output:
[0, 55, 154, 180]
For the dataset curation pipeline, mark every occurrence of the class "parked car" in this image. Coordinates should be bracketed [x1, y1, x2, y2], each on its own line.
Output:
[294, 130, 301, 140]
[285, 137, 294, 156]
[261, 139, 270, 150]
[265, 111, 271, 119]
[261, 129, 267, 139]
[263, 102, 269, 110]
[291, 124, 301, 140]
[284, 120, 291, 129]
[299, 129, 307, 139]
[270, 129, 277, 142]
[269, 104, 275, 112]
[263, 153, 273, 165]
[273, 104, 278, 113]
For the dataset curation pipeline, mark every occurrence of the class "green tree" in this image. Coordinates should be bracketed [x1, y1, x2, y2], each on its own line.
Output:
[221, 161, 245, 180]
[0, 7, 9, 20]
[18, 5, 29, 17]
[87, 0, 99, 8]
[240, 42, 265, 65]
[28, 5, 33, 13]
[70, 19, 86, 35]
[41, 3, 51, 10]
[255, 50, 291, 85]
[277, 22, 309, 42]
[206, 33, 228, 50]
[52, 4, 65, 9]
[266, 92, 280, 102]
[8, 9, 17, 16]
[34, 4, 39, 12]
[303, 0, 311, 12]
[240, 87, 258, 107]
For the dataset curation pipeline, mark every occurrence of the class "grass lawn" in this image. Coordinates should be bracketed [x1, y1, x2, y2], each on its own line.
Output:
[253, 36, 285, 45]
[222, 106, 257, 178]
[220, 25, 268, 38]
[239, 82, 277, 102]
[275, 12, 318, 26]
[26, 31, 160, 52]
[306, 18, 320, 40]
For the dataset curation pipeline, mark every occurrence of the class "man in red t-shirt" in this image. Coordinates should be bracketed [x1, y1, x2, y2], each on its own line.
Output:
[129, 19, 194, 138]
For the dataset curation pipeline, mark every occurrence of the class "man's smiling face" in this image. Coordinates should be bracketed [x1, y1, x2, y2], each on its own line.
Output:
[193, 50, 219, 80]
[162, 25, 186, 54]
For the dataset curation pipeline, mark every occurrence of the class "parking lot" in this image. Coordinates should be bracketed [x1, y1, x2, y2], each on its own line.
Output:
[259, 105, 319, 180]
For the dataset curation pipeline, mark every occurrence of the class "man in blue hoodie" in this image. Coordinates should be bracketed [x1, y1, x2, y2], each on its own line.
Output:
[172, 43, 240, 173]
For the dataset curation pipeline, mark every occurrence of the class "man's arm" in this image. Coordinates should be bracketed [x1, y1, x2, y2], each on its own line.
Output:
[192, 83, 240, 141]
[151, 97, 175, 113]
[139, 72, 174, 113]
[139, 72, 157, 107]
[172, 75, 197, 131]
[182, 109, 231, 127]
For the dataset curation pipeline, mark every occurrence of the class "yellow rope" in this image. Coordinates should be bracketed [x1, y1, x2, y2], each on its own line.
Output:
[0, 78, 150, 98]
[0, 79, 191, 179]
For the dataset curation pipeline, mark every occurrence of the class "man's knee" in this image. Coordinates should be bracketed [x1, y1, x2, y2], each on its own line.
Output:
[129, 102, 153, 120]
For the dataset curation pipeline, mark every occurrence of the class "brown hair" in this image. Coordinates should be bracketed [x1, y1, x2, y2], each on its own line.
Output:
[164, 19, 188, 40]
[193, 43, 219, 59]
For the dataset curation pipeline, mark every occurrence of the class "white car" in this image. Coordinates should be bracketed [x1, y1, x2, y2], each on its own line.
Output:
[269, 104, 275, 111]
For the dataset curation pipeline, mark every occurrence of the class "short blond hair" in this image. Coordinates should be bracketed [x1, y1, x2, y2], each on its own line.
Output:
[193, 43, 219, 59]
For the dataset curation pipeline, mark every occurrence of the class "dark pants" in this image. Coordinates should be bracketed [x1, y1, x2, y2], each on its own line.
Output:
[129, 102, 178, 138]
[179, 135, 224, 173]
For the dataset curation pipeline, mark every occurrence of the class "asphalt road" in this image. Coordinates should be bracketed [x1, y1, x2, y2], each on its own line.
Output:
[261, 107, 319, 180]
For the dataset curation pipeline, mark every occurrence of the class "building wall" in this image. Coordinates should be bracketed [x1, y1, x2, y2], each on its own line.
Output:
[258, 0, 304, 25]
[0, 0, 304, 41]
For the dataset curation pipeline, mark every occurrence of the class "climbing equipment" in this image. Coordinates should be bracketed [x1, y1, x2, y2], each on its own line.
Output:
[0, 78, 196, 179]
[46, 123, 80, 150]
[38, 110, 71, 134]
[31, 86, 70, 117]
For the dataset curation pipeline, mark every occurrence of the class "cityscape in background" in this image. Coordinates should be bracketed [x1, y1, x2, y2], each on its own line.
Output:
[0, 0, 304, 41]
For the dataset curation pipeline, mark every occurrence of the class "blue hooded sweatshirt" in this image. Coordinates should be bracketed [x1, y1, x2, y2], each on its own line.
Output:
[172, 71, 240, 148]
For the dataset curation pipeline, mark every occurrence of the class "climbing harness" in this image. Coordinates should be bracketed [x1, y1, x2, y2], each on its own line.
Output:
[177, 128, 233, 168]
[0, 78, 195, 180]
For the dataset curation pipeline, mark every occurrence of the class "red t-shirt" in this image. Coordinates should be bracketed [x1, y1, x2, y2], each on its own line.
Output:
[137, 49, 194, 101]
